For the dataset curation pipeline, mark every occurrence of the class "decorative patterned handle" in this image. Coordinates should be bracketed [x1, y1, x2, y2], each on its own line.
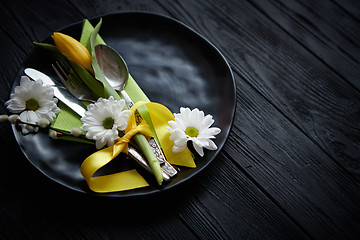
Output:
[128, 144, 171, 181]
[133, 107, 179, 178]
[148, 138, 179, 177]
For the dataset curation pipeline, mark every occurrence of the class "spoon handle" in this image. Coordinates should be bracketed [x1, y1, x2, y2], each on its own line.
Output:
[121, 89, 134, 109]
[128, 144, 170, 181]
[120, 89, 179, 178]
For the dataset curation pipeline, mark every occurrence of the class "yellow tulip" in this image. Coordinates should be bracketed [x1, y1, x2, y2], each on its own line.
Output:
[52, 32, 93, 73]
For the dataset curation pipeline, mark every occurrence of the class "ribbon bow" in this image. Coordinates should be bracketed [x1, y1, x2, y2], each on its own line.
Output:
[80, 120, 153, 193]
[80, 101, 195, 193]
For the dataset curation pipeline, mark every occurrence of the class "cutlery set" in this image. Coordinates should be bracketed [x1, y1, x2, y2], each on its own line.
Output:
[24, 46, 179, 182]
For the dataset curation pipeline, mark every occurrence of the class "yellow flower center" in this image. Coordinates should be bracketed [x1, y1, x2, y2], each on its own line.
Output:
[26, 98, 39, 111]
[185, 127, 199, 137]
[103, 117, 114, 129]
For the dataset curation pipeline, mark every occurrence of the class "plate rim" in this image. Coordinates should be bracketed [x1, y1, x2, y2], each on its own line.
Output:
[11, 11, 237, 198]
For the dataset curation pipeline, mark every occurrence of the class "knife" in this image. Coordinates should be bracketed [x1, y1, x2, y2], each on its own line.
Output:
[24, 68, 171, 181]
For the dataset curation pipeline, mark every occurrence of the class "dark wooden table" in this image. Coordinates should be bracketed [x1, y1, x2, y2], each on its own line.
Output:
[1, 0, 359, 239]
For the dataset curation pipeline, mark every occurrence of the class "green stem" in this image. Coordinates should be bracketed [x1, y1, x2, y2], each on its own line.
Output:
[132, 134, 163, 185]
[108, 87, 163, 185]
[89, 19, 163, 185]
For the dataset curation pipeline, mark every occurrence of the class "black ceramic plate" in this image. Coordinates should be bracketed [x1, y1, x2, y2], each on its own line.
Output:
[12, 12, 236, 197]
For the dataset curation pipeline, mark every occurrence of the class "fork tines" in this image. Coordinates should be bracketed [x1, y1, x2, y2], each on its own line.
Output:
[52, 60, 95, 102]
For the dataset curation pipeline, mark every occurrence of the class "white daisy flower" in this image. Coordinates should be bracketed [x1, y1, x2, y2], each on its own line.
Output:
[5, 76, 60, 134]
[166, 107, 221, 157]
[80, 96, 131, 149]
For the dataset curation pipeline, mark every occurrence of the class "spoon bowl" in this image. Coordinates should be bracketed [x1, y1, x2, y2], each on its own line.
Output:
[95, 44, 129, 92]
[95, 44, 134, 107]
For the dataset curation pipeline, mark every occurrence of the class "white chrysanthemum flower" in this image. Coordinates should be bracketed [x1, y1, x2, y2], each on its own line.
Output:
[80, 96, 131, 149]
[166, 107, 221, 157]
[5, 76, 60, 134]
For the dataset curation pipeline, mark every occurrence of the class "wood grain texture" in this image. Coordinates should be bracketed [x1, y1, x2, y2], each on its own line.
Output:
[227, 72, 360, 239]
[0, 31, 26, 111]
[156, 0, 360, 180]
[250, 0, 360, 90]
[0, 0, 359, 239]
[0, 1, 310, 239]
[174, 152, 310, 240]
[0, 5, 310, 240]
[152, 0, 360, 238]
[334, 0, 360, 21]
[0, 0, 83, 48]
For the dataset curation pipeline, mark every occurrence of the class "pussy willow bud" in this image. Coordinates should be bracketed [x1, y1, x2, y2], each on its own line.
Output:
[71, 127, 83, 137]
[49, 130, 58, 140]
[8, 115, 20, 124]
[37, 118, 50, 128]
[0, 115, 9, 123]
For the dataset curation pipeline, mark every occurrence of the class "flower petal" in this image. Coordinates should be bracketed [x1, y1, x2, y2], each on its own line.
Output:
[167, 107, 221, 156]
[80, 96, 130, 148]
[206, 140, 218, 150]
[192, 140, 204, 157]
[7, 76, 59, 125]
[202, 114, 215, 129]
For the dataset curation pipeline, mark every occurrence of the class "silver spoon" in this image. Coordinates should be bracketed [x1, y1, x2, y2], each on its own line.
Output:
[95, 44, 134, 108]
[94, 44, 179, 178]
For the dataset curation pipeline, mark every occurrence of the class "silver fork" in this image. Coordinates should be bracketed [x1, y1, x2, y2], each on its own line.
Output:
[52, 61, 96, 102]
[52, 61, 172, 181]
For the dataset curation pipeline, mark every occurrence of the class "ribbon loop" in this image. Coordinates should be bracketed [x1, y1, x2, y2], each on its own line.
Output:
[80, 101, 196, 193]
[80, 120, 153, 193]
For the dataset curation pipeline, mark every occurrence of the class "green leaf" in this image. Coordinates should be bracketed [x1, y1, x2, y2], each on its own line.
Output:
[89, 18, 122, 100]
[80, 19, 106, 52]
[34, 42, 58, 52]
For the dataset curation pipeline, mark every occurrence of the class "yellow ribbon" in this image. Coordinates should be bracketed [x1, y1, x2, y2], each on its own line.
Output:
[80, 121, 152, 193]
[80, 101, 195, 193]
[139, 102, 196, 168]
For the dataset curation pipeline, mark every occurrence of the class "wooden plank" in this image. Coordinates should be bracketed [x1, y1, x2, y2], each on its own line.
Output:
[0, 1, 311, 239]
[0, 0, 84, 47]
[0, 0, 85, 110]
[66, 0, 167, 16]
[151, 0, 360, 239]
[0, 31, 27, 112]
[172, 152, 310, 240]
[249, 0, 360, 90]
[0, 144, 309, 239]
[60, 1, 313, 239]
[157, 0, 360, 180]
[334, 0, 360, 20]
[0, 1, 197, 240]
[0, 185, 198, 240]
[226, 73, 360, 239]
[2, 0, 359, 239]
